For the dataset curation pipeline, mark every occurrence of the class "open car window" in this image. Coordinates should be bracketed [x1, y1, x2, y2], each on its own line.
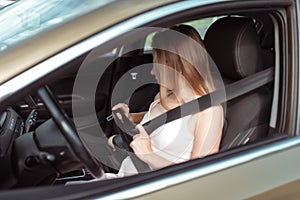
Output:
[4, 12, 276, 182]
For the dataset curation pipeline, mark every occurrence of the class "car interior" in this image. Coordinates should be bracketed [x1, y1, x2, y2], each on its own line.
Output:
[0, 9, 280, 189]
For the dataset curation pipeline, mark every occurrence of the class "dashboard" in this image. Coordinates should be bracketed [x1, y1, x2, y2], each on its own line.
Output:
[0, 105, 93, 188]
[0, 108, 25, 157]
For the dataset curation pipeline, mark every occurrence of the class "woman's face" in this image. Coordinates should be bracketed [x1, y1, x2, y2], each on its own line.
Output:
[152, 50, 184, 91]
[151, 59, 177, 90]
[151, 51, 160, 82]
[151, 63, 160, 82]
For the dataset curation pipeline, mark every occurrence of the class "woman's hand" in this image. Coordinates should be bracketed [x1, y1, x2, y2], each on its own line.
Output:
[112, 103, 130, 121]
[130, 124, 153, 162]
[130, 124, 174, 170]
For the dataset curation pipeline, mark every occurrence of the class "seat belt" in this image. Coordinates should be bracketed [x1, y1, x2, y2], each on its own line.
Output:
[112, 67, 274, 171]
[113, 67, 274, 141]
[143, 67, 274, 133]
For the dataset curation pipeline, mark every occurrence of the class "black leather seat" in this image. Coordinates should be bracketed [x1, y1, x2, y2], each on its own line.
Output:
[204, 17, 273, 150]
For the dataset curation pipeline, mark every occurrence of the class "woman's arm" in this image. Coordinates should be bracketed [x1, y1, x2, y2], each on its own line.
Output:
[129, 112, 147, 124]
[112, 103, 146, 124]
[191, 105, 223, 159]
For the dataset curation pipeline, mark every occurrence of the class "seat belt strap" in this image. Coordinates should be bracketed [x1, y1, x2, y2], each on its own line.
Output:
[143, 67, 274, 134]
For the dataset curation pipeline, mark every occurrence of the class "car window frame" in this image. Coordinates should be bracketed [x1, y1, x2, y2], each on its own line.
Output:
[68, 2, 300, 199]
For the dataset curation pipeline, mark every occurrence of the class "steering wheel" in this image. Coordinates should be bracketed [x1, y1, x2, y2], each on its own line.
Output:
[37, 86, 102, 178]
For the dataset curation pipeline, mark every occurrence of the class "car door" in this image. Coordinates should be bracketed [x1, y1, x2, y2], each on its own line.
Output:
[0, 0, 299, 199]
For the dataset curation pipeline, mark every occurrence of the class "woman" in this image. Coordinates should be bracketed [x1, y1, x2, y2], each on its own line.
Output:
[108, 24, 223, 176]
[65, 25, 223, 184]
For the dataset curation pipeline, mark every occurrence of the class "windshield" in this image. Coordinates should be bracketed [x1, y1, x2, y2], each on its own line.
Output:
[0, 0, 114, 53]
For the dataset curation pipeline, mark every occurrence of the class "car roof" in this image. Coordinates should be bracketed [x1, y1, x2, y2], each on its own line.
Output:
[0, 0, 177, 84]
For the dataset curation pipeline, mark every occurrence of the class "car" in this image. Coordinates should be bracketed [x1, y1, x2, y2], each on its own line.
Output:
[0, 0, 299, 199]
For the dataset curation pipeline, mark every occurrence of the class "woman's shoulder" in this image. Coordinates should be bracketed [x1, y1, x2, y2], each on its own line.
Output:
[189, 105, 224, 137]
[205, 105, 223, 115]
[190, 105, 223, 125]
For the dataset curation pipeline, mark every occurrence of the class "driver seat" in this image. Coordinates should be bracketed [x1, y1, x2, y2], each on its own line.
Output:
[204, 17, 273, 150]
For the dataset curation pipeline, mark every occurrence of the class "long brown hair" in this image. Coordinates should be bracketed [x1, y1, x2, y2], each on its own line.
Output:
[152, 24, 215, 110]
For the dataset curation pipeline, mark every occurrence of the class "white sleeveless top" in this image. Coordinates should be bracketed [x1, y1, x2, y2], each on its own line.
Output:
[67, 101, 221, 183]
[140, 99, 194, 163]
[81, 101, 195, 180]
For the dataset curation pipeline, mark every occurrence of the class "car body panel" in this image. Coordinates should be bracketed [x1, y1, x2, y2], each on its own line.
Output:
[250, 179, 300, 199]
[134, 140, 300, 200]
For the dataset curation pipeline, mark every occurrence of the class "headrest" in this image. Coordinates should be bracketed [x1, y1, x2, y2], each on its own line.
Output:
[204, 17, 263, 80]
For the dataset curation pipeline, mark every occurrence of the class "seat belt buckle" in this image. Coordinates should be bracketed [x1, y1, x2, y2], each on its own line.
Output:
[106, 114, 114, 122]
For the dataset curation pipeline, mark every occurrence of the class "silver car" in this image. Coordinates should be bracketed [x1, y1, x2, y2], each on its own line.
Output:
[0, 0, 299, 199]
